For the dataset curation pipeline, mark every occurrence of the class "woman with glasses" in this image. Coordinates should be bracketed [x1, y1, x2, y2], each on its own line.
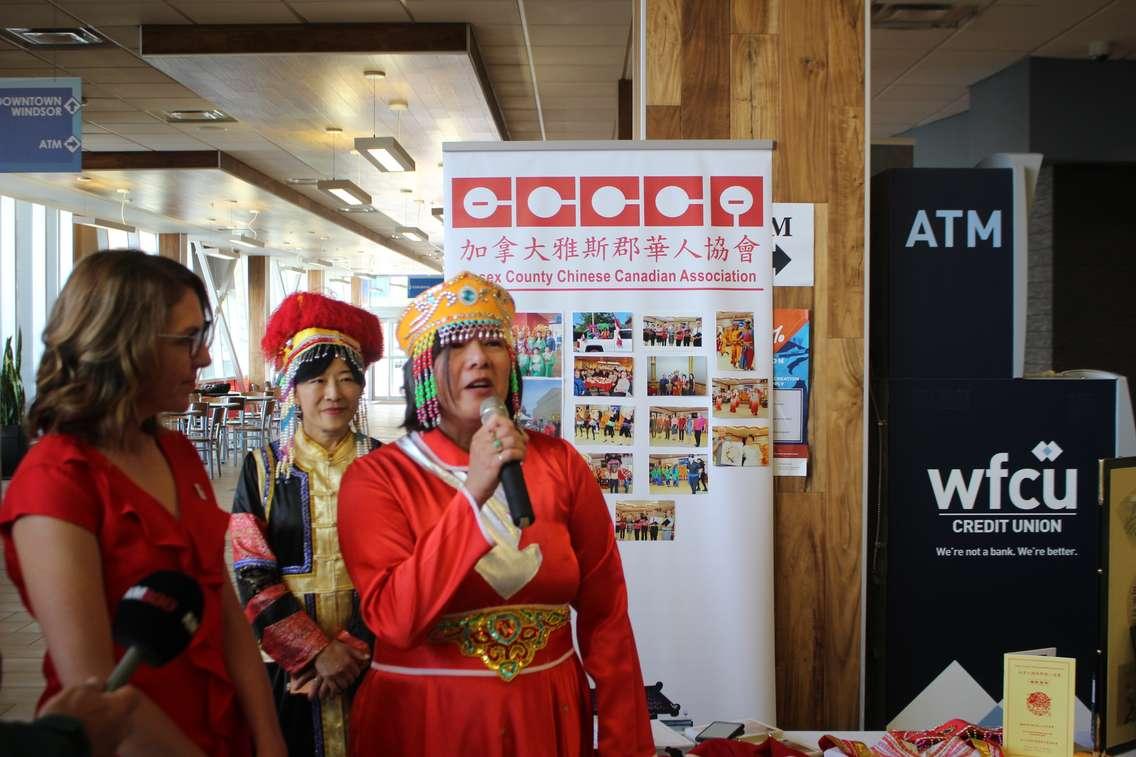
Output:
[0, 250, 284, 757]
[230, 292, 383, 757]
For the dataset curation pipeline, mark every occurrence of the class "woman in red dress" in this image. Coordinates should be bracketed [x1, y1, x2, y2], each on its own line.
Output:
[338, 272, 654, 756]
[0, 251, 284, 757]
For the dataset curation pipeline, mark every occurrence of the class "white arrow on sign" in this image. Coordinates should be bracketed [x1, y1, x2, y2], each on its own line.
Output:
[771, 202, 814, 286]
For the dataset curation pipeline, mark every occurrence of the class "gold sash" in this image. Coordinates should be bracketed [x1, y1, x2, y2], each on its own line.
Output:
[428, 604, 570, 681]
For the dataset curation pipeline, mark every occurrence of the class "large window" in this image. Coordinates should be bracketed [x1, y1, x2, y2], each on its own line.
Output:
[269, 258, 304, 313]
[0, 195, 74, 398]
[190, 243, 249, 383]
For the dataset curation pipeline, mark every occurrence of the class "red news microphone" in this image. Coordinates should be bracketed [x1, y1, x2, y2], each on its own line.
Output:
[479, 396, 535, 529]
[105, 570, 204, 691]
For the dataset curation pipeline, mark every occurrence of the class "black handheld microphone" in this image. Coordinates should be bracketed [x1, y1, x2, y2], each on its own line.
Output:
[480, 396, 535, 529]
[105, 570, 204, 691]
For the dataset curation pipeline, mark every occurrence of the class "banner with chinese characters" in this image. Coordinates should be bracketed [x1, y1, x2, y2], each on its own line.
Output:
[443, 141, 775, 723]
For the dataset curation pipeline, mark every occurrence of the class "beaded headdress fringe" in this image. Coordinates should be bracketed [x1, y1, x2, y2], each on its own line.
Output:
[275, 341, 369, 479]
[410, 323, 521, 429]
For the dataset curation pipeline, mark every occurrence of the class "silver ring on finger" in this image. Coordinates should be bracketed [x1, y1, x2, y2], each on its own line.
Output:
[497, 452, 503, 463]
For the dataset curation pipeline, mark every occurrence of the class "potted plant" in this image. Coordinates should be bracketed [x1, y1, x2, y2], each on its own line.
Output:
[1, 331, 28, 478]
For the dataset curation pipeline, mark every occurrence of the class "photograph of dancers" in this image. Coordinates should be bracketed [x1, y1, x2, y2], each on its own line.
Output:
[711, 377, 769, 419]
[614, 501, 675, 542]
[642, 315, 702, 349]
[574, 405, 634, 446]
[716, 311, 756, 371]
[648, 406, 709, 448]
[648, 453, 708, 495]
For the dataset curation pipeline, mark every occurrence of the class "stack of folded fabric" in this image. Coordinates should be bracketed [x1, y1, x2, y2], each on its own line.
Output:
[819, 719, 1002, 757]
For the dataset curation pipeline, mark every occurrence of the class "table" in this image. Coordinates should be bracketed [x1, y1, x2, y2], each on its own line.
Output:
[159, 409, 203, 432]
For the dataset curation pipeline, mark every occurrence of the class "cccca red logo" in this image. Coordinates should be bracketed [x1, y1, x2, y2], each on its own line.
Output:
[451, 177, 512, 228]
[450, 175, 764, 229]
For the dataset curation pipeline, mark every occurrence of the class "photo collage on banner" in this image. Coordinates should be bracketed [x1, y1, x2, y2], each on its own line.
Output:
[512, 312, 563, 438]
[711, 311, 771, 469]
[444, 142, 775, 723]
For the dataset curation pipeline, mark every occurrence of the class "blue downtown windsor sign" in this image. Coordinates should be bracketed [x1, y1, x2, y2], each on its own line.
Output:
[0, 77, 83, 173]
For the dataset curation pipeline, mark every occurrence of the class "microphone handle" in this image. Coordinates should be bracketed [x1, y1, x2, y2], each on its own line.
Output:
[499, 461, 535, 528]
[105, 646, 144, 691]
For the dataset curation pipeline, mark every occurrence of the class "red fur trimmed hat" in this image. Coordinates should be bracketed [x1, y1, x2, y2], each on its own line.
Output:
[262, 292, 383, 371]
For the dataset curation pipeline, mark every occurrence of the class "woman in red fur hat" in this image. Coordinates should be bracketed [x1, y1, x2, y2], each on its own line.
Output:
[229, 291, 383, 757]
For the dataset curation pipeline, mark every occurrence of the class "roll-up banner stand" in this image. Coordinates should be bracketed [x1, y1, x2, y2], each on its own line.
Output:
[443, 141, 776, 722]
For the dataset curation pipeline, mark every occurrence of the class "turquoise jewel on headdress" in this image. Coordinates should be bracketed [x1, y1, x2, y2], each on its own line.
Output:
[459, 285, 478, 305]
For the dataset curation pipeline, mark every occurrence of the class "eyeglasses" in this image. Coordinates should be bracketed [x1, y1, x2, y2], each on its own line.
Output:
[159, 319, 214, 356]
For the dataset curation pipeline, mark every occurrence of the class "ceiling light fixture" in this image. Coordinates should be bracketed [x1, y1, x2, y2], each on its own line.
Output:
[870, 3, 978, 29]
[229, 232, 264, 249]
[77, 187, 136, 233]
[318, 179, 371, 206]
[163, 108, 234, 123]
[317, 126, 372, 207]
[2, 26, 105, 48]
[355, 73, 415, 173]
[394, 195, 429, 243]
[354, 136, 415, 173]
[74, 216, 135, 233]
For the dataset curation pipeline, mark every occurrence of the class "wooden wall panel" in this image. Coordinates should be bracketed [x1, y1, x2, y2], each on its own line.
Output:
[646, 0, 864, 729]
[647, 0, 682, 106]
[818, 336, 863, 726]
[307, 269, 324, 293]
[776, 0, 830, 203]
[730, 34, 779, 142]
[646, 105, 682, 139]
[772, 491, 826, 723]
[247, 255, 266, 389]
[157, 233, 187, 265]
[681, 0, 731, 139]
[828, 106, 865, 338]
[73, 224, 99, 264]
[732, 0, 779, 34]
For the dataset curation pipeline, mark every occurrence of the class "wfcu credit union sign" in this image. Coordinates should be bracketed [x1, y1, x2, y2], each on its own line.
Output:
[0, 77, 82, 173]
[882, 378, 1116, 729]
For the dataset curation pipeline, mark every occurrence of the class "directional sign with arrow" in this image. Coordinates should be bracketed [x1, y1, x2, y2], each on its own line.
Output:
[773, 244, 791, 275]
[0, 77, 83, 173]
[770, 202, 814, 286]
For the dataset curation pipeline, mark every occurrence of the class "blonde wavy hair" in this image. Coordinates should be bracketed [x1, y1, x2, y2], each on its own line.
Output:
[27, 250, 212, 446]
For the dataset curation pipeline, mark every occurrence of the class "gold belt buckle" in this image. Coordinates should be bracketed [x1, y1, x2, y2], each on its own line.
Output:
[429, 604, 570, 681]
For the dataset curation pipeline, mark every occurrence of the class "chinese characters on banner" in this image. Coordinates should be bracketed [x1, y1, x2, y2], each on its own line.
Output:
[443, 143, 776, 723]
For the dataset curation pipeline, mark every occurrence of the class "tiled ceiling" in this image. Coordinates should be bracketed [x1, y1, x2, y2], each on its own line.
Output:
[0, 0, 633, 273]
[872, 0, 1136, 139]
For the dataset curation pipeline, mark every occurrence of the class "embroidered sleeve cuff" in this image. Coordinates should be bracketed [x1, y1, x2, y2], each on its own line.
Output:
[459, 486, 495, 546]
[260, 611, 331, 674]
